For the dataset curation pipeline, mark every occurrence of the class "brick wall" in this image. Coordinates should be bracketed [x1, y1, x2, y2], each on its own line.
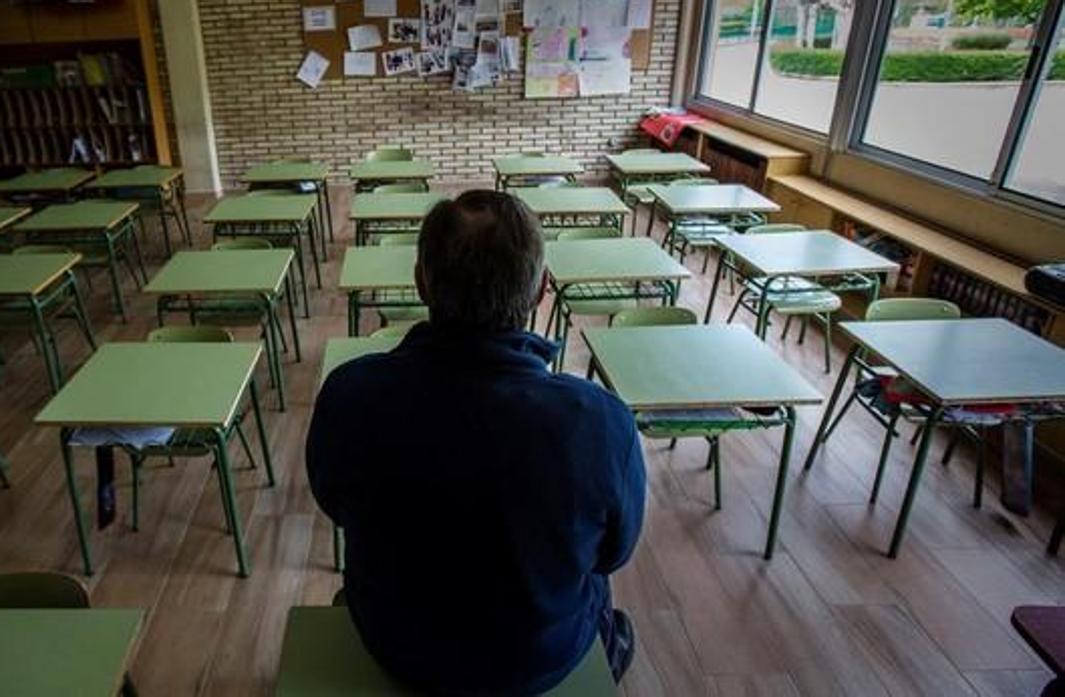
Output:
[196, 0, 680, 188]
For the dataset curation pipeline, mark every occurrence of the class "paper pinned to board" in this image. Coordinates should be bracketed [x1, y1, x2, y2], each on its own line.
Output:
[579, 0, 628, 27]
[348, 25, 383, 51]
[627, 0, 653, 29]
[344, 52, 378, 77]
[382, 47, 418, 76]
[525, 61, 578, 98]
[303, 5, 337, 31]
[523, 0, 578, 28]
[579, 58, 631, 96]
[296, 50, 330, 88]
[502, 35, 522, 73]
[365, 0, 398, 17]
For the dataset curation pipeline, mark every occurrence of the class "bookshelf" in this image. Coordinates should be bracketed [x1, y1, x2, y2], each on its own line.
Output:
[0, 0, 170, 175]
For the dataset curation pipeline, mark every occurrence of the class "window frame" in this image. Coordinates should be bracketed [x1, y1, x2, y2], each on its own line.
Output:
[688, 0, 1065, 220]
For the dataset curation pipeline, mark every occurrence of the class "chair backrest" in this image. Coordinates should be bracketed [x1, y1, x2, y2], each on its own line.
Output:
[0, 572, 89, 608]
[747, 223, 807, 235]
[366, 148, 413, 162]
[670, 178, 719, 187]
[622, 148, 660, 155]
[147, 325, 234, 343]
[12, 245, 75, 255]
[538, 180, 583, 188]
[866, 297, 961, 322]
[211, 237, 273, 251]
[370, 323, 415, 338]
[556, 227, 621, 241]
[378, 233, 420, 246]
[372, 183, 425, 194]
[613, 306, 698, 328]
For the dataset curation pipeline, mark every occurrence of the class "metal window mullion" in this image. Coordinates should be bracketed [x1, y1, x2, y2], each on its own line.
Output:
[827, 0, 891, 152]
[749, 0, 777, 112]
[989, 0, 1065, 188]
[691, 0, 716, 100]
[849, 0, 898, 151]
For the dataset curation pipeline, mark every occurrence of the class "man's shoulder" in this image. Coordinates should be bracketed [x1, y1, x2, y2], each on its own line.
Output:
[542, 372, 633, 422]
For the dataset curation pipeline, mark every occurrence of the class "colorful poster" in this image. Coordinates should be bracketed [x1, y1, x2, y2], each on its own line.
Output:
[525, 62, 578, 98]
[524, 26, 579, 98]
[523, 0, 577, 28]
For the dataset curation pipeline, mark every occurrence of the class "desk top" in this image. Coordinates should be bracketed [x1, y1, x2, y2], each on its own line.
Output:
[584, 324, 821, 410]
[36, 342, 262, 428]
[276, 607, 616, 696]
[15, 200, 140, 232]
[319, 336, 403, 391]
[605, 152, 710, 176]
[546, 238, 691, 285]
[204, 194, 317, 224]
[243, 161, 329, 183]
[840, 318, 1065, 405]
[339, 245, 417, 291]
[86, 166, 182, 190]
[0, 608, 143, 697]
[493, 156, 584, 177]
[514, 187, 630, 216]
[648, 183, 780, 215]
[145, 250, 294, 295]
[0, 168, 94, 193]
[350, 192, 448, 220]
[717, 231, 900, 277]
[349, 160, 436, 181]
[0, 206, 32, 232]
[0, 253, 81, 296]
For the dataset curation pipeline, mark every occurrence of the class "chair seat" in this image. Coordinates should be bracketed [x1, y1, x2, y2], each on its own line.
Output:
[378, 306, 430, 323]
[623, 182, 659, 206]
[746, 277, 842, 314]
[565, 298, 638, 316]
[674, 223, 732, 248]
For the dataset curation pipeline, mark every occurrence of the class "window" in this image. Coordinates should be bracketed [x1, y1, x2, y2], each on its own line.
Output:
[1005, 19, 1065, 205]
[753, 0, 856, 132]
[860, 0, 1047, 179]
[699, 0, 766, 108]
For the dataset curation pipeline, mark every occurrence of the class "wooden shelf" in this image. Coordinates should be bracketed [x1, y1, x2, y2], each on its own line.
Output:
[674, 121, 809, 191]
[690, 122, 809, 163]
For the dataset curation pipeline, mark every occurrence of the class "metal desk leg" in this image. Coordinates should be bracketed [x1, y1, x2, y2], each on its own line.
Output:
[212, 427, 249, 577]
[248, 379, 275, 486]
[704, 252, 728, 324]
[888, 407, 944, 558]
[322, 180, 335, 243]
[30, 299, 61, 394]
[764, 406, 797, 560]
[284, 273, 302, 362]
[263, 294, 286, 413]
[104, 236, 128, 321]
[68, 272, 96, 351]
[348, 292, 362, 337]
[803, 345, 859, 471]
[156, 189, 173, 258]
[176, 180, 193, 246]
[60, 430, 94, 576]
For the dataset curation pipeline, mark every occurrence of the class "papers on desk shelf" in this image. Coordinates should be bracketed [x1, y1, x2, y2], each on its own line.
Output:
[296, 50, 330, 89]
[348, 24, 383, 51]
[365, 0, 398, 17]
[69, 427, 176, 450]
[302, 5, 336, 31]
[344, 51, 377, 77]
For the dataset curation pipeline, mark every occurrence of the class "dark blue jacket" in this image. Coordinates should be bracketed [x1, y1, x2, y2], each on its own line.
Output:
[306, 322, 646, 696]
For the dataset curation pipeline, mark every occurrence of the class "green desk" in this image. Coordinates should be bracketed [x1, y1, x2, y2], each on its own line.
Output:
[15, 200, 145, 320]
[204, 193, 320, 316]
[276, 607, 617, 697]
[492, 156, 584, 190]
[36, 342, 274, 577]
[0, 168, 94, 200]
[86, 166, 191, 257]
[145, 249, 301, 411]
[805, 318, 1065, 557]
[584, 324, 821, 558]
[0, 252, 94, 394]
[709, 231, 900, 332]
[349, 160, 435, 192]
[0, 608, 143, 696]
[350, 192, 448, 246]
[338, 246, 419, 336]
[545, 238, 691, 369]
[648, 183, 779, 217]
[514, 187, 629, 235]
[243, 160, 335, 253]
[605, 152, 710, 178]
[0, 206, 31, 236]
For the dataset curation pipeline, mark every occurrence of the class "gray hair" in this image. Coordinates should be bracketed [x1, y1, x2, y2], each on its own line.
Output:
[417, 190, 544, 331]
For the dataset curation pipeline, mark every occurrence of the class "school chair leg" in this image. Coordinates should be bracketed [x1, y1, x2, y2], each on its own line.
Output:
[973, 429, 986, 509]
[870, 412, 901, 504]
[941, 430, 961, 466]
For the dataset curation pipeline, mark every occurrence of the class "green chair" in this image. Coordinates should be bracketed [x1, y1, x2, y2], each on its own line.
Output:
[378, 233, 420, 246]
[365, 147, 414, 162]
[373, 234, 427, 327]
[658, 179, 732, 271]
[123, 325, 275, 538]
[0, 571, 138, 696]
[813, 298, 974, 505]
[211, 237, 274, 251]
[370, 323, 415, 338]
[726, 223, 841, 373]
[0, 246, 97, 395]
[373, 183, 427, 193]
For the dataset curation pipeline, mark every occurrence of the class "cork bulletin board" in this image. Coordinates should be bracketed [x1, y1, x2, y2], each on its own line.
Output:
[299, 0, 654, 81]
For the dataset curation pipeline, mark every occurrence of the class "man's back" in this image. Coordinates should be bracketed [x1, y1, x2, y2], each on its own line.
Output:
[307, 323, 645, 696]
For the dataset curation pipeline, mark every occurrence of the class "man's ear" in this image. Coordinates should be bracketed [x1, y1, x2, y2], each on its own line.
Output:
[415, 262, 429, 304]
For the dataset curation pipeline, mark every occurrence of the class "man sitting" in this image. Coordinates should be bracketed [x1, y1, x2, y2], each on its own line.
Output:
[307, 190, 646, 695]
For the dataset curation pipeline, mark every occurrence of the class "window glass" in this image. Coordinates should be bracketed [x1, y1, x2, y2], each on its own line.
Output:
[700, 0, 766, 107]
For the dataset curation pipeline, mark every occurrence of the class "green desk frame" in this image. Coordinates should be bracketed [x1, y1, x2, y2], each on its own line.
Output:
[350, 192, 447, 246]
[243, 161, 335, 257]
[513, 187, 630, 236]
[0, 253, 96, 395]
[86, 166, 192, 258]
[349, 160, 435, 193]
[339, 246, 420, 336]
[15, 202, 146, 321]
[492, 156, 584, 190]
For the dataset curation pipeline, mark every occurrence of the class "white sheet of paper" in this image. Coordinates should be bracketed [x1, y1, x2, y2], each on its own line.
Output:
[523, 0, 577, 28]
[365, 0, 398, 17]
[627, 0, 653, 29]
[579, 58, 631, 96]
[303, 6, 337, 31]
[344, 51, 378, 76]
[502, 35, 522, 72]
[348, 24, 383, 51]
[579, 0, 627, 27]
[581, 25, 631, 61]
[296, 50, 330, 88]
[475, 0, 500, 15]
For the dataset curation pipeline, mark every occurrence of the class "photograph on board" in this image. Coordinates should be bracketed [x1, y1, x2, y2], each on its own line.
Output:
[382, 47, 418, 76]
[388, 18, 422, 43]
